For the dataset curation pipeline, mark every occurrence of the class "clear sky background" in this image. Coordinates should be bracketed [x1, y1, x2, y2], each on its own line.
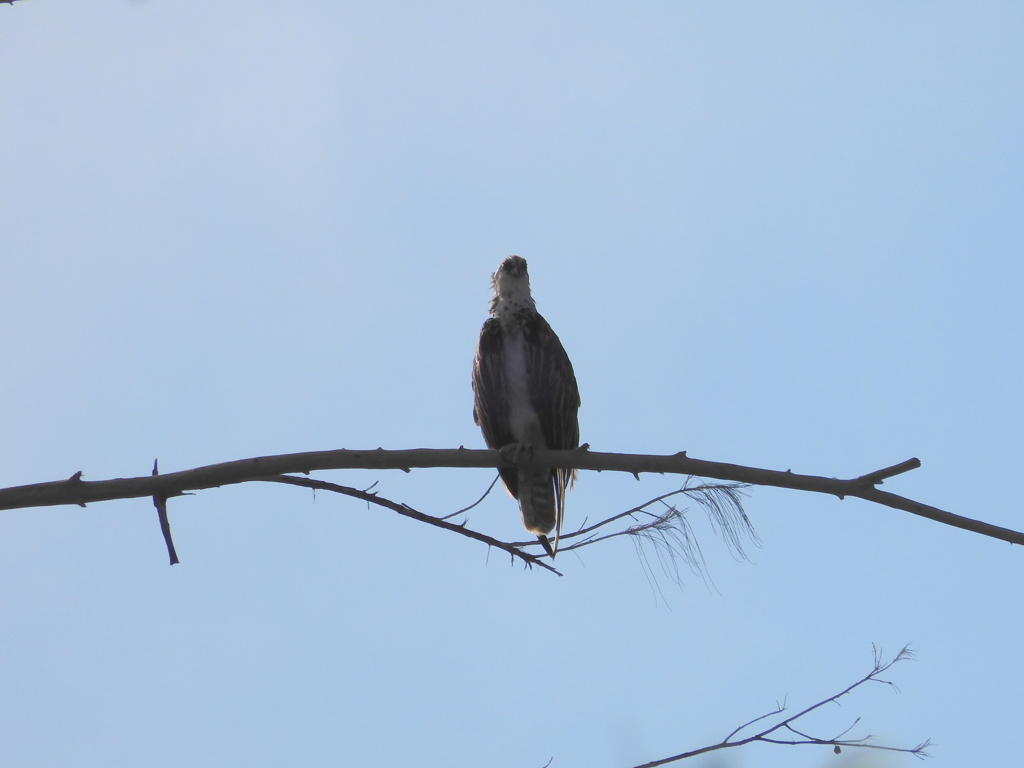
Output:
[1, 2, 1021, 767]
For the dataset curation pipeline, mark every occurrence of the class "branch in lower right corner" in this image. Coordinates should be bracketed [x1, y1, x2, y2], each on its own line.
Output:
[628, 645, 931, 768]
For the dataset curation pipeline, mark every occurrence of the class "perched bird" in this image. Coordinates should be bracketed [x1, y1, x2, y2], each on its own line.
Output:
[472, 256, 581, 558]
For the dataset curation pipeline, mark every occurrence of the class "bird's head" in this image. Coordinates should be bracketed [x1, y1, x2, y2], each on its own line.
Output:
[490, 255, 535, 317]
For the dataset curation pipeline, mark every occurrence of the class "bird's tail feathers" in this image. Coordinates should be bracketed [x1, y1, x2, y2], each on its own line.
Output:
[552, 468, 571, 557]
[518, 466, 556, 556]
[536, 534, 555, 558]
[519, 467, 573, 559]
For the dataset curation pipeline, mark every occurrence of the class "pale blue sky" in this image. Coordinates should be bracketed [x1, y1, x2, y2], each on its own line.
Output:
[1, 2, 1022, 767]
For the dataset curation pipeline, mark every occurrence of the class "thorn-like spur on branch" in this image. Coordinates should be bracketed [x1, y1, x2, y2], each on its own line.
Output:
[629, 645, 931, 767]
[259, 475, 561, 576]
[0, 448, 1019, 546]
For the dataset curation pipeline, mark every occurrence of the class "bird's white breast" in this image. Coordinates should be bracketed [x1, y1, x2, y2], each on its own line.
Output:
[503, 331, 545, 446]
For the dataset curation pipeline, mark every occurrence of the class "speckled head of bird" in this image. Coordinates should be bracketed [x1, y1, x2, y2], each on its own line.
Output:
[490, 255, 535, 316]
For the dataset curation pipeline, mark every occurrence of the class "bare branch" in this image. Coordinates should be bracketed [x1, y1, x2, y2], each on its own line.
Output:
[629, 646, 931, 767]
[0, 447, 1019, 547]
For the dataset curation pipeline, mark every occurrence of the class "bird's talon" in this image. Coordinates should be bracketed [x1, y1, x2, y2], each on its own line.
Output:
[502, 442, 533, 466]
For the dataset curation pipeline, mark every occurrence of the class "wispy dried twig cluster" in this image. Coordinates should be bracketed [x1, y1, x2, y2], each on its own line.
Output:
[537, 479, 756, 587]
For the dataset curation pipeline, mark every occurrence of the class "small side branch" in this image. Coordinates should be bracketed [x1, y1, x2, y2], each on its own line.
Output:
[151, 460, 179, 566]
[855, 458, 921, 485]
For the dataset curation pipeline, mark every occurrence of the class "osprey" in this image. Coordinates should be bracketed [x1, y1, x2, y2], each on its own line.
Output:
[472, 256, 581, 558]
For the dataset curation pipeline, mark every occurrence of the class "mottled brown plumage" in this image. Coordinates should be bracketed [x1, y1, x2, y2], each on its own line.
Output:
[472, 256, 580, 557]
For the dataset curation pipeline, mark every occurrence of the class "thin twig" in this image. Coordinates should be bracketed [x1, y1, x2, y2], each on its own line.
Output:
[443, 473, 501, 519]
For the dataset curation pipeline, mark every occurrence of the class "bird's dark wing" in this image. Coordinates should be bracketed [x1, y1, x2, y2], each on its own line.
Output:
[472, 318, 519, 498]
[523, 311, 580, 550]
[523, 313, 581, 452]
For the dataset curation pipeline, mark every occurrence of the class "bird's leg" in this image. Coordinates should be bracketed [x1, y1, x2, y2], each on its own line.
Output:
[498, 443, 518, 468]
[515, 442, 534, 467]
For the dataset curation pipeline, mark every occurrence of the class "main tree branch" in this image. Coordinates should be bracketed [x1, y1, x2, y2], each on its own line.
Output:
[0, 447, 1019, 547]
